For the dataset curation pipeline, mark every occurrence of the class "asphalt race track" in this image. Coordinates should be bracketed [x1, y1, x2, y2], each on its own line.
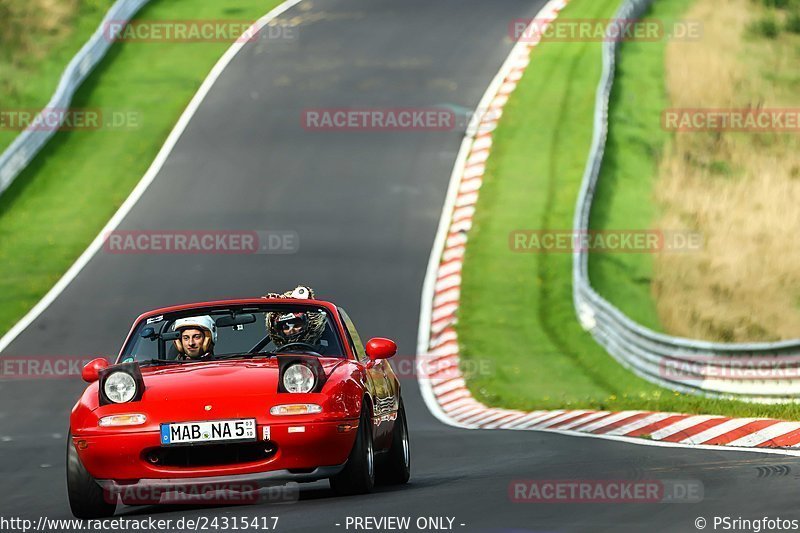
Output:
[1, 1, 799, 531]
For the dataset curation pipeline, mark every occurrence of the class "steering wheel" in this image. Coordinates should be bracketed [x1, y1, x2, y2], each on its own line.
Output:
[276, 342, 323, 356]
[248, 337, 272, 354]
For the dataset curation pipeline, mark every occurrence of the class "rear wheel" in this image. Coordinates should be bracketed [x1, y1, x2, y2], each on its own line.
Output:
[66, 433, 116, 519]
[378, 399, 410, 485]
[329, 407, 375, 495]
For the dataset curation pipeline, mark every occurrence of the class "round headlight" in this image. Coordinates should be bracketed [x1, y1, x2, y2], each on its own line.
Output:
[104, 372, 137, 403]
[283, 364, 315, 393]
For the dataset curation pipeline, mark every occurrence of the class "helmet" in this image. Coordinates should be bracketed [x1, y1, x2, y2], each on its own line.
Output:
[263, 285, 326, 348]
[173, 315, 217, 355]
[274, 312, 309, 343]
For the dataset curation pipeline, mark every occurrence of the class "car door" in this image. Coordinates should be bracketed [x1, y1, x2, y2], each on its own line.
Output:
[338, 308, 394, 449]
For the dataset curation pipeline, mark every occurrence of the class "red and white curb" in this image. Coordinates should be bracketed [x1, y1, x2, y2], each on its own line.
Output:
[415, 0, 800, 454]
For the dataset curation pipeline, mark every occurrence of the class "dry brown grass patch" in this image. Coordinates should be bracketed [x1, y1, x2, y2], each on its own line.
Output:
[654, 0, 800, 341]
[0, 0, 80, 59]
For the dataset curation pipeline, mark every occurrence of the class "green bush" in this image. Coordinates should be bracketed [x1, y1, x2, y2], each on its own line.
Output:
[786, 11, 800, 32]
[749, 14, 781, 38]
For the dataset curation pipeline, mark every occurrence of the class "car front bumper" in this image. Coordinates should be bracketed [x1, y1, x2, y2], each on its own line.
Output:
[74, 418, 357, 482]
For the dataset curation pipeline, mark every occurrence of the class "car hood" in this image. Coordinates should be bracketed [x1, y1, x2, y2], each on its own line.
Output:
[137, 358, 345, 402]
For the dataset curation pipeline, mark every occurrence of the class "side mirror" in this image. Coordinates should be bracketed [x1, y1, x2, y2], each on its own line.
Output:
[365, 338, 397, 361]
[82, 358, 110, 383]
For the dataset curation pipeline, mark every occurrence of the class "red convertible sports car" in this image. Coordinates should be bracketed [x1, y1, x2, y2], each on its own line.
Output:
[67, 292, 410, 518]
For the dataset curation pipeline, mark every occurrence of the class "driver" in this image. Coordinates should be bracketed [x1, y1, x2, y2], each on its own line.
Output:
[263, 285, 325, 349]
[172, 315, 217, 360]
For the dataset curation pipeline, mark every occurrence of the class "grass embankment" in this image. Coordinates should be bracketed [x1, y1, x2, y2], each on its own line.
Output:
[0, 0, 285, 336]
[0, 0, 111, 152]
[591, 0, 800, 342]
[457, 0, 800, 419]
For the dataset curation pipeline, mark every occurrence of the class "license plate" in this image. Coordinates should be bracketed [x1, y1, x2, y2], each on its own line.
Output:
[160, 419, 256, 446]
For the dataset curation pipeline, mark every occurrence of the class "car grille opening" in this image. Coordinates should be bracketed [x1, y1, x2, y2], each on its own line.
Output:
[145, 442, 277, 468]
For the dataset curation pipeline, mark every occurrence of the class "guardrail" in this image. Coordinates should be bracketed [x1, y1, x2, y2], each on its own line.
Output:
[572, 0, 800, 402]
[0, 0, 151, 196]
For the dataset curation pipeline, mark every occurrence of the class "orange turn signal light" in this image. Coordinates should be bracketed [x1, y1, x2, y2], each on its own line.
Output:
[270, 404, 322, 416]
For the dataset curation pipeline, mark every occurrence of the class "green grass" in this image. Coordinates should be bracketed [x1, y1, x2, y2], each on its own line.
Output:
[749, 0, 800, 36]
[457, 0, 800, 420]
[585, 0, 694, 331]
[0, 0, 284, 337]
[0, 0, 113, 152]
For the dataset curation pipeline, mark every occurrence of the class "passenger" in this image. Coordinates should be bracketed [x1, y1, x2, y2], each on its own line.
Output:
[172, 315, 217, 360]
[263, 285, 325, 349]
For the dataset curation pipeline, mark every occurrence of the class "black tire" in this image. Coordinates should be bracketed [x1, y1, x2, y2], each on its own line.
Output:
[329, 407, 375, 495]
[378, 399, 411, 485]
[66, 433, 116, 519]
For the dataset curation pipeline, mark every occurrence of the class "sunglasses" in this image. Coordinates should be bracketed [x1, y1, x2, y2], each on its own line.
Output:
[280, 321, 304, 330]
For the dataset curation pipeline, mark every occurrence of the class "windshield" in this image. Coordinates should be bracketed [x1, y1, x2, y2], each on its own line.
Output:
[119, 304, 345, 363]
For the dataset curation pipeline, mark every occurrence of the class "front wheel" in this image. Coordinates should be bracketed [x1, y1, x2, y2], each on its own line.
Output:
[66, 432, 116, 519]
[329, 407, 375, 495]
[378, 399, 410, 485]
